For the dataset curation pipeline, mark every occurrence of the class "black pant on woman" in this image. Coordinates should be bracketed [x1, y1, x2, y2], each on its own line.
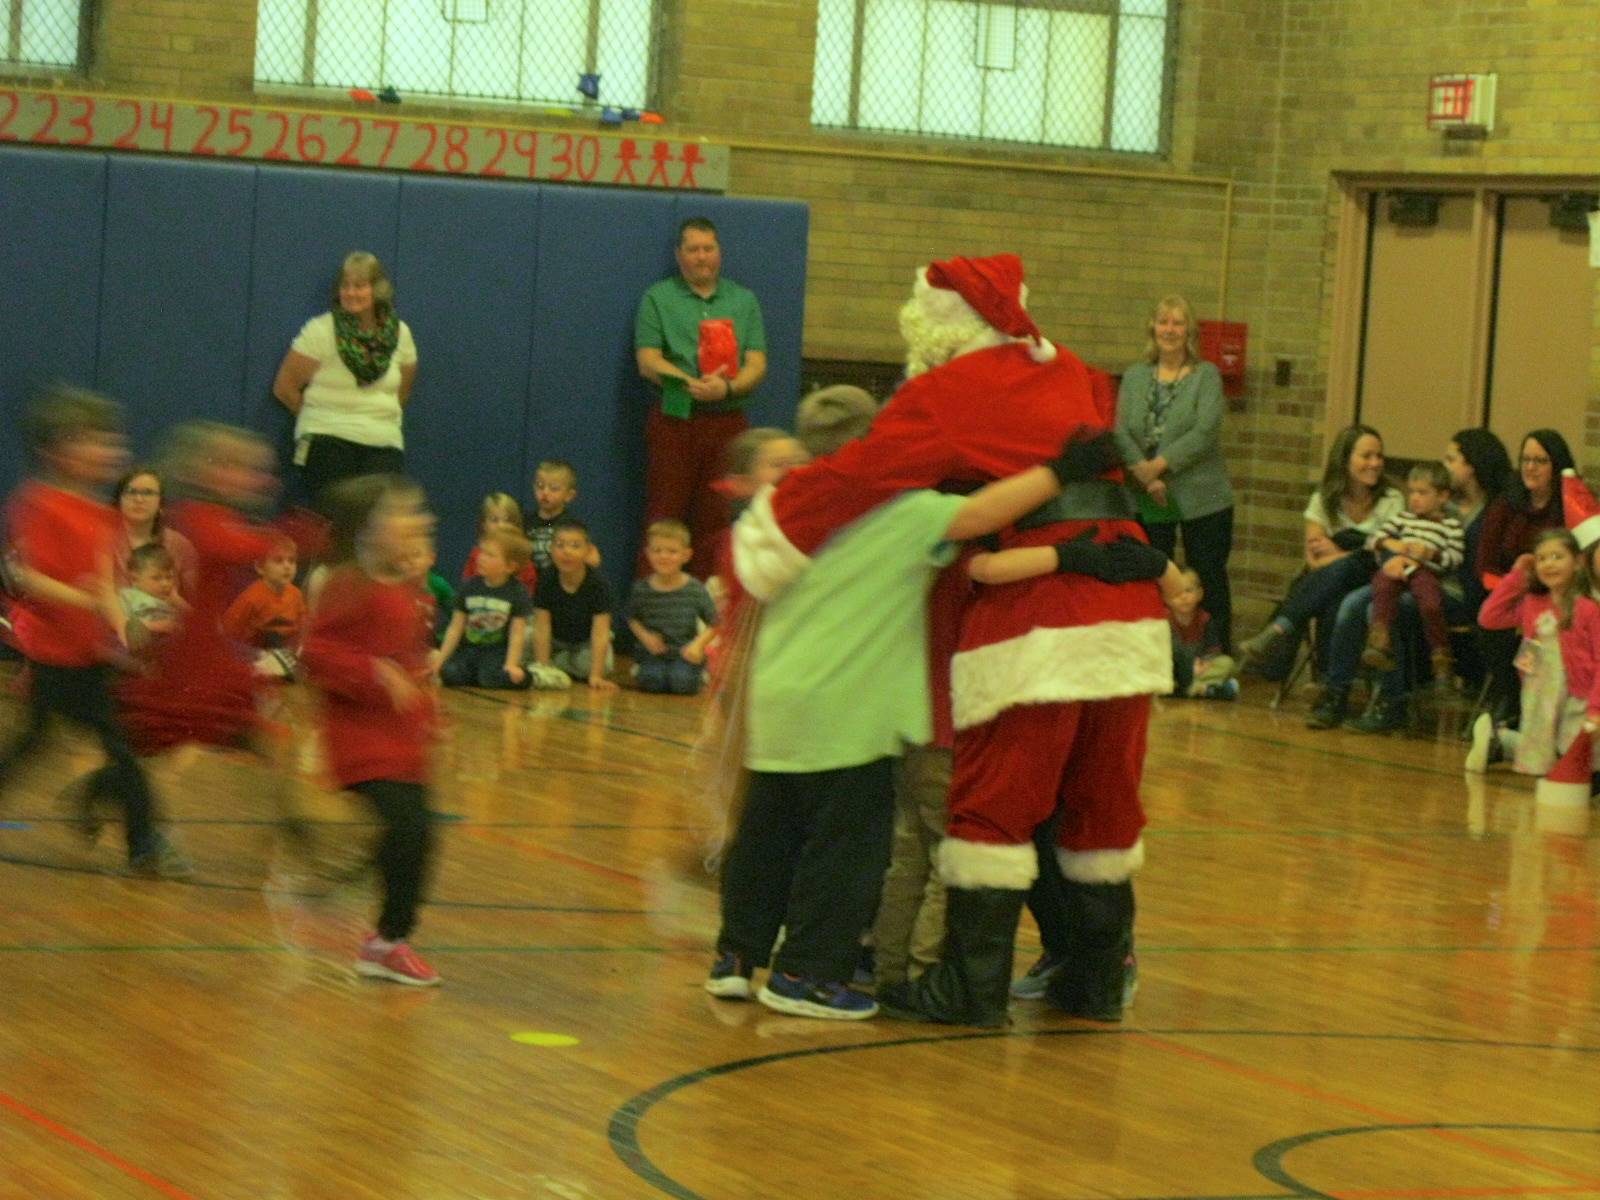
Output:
[0, 663, 157, 859]
[299, 435, 405, 510]
[717, 759, 896, 982]
[351, 780, 433, 942]
[1144, 506, 1235, 653]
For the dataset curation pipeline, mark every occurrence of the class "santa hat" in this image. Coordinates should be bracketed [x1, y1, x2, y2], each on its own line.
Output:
[1562, 469, 1600, 551]
[1535, 728, 1594, 808]
[921, 254, 1057, 364]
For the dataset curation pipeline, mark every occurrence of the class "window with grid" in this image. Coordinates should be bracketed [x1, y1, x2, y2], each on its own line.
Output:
[812, 0, 1174, 154]
[254, 0, 658, 110]
[2, 0, 88, 70]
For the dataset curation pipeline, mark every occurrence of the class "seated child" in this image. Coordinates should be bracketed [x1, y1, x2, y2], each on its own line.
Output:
[531, 519, 617, 691]
[1362, 462, 1466, 682]
[223, 536, 306, 679]
[525, 460, 600, 573]
[627, 519, 716, 695]
[404, 535, 454, 647]
[120, 542, 183, 655]
[1165, 567, 1238, 700]
[434, 528, 533, 690]
[463, 493, 538, 594]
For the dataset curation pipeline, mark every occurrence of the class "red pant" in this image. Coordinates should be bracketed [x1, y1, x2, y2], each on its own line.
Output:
[642, 405, 747, 578]
[949, 695, 1150, 855]
[1371, 567, 1449, 651]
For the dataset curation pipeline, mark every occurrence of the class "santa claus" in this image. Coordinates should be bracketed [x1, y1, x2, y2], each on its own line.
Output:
[736, 254, 1171, 1025]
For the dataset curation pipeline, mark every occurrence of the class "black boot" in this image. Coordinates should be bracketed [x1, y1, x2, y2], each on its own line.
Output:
[1046, 879, 1134, 1022]
[1305, 685, 1350, 730]
[878, 886, 1026, 1027]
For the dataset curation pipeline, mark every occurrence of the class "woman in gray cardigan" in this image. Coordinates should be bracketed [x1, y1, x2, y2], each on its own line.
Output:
[1114, 294, 1236, 650]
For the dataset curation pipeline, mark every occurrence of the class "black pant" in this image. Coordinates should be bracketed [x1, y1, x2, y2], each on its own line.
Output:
[440, 643, 530, 690]
[299, 435, 405, 511]
[1145, 505, 1235, 653]
[351, 780, 433, 942]
[1478, 626, 1523, 725]
[1025, 806, 1070, 955]
[717, 759, 895, 982]
[0, 663, 156, 857]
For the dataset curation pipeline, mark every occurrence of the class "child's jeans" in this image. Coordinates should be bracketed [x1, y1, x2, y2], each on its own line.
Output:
[441, 643, 530, 689]
[871, 745, 952, 987]
[1371, 568, 1449, 651]
[637, 652, 701, 694]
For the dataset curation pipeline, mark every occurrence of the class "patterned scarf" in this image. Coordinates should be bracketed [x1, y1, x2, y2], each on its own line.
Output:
[333, 308, 400, 385]
[1144, 373, 1179, 456]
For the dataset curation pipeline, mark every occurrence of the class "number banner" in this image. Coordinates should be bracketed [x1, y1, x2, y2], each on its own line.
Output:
[0, 90, 729, 191]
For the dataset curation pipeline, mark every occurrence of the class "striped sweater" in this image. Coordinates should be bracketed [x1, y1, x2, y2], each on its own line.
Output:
[1368, 510, 1465, 573]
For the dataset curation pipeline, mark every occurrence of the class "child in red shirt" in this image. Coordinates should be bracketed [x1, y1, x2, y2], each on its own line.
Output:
[223, 536, 306, 679]
[0, 386, 184, 876]
[303, 475, 441, 987]
[462, 492, 538, 595]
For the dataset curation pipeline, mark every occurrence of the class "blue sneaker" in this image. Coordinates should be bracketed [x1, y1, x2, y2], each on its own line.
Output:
[704, 951, 753, 1000]
[1202, 679, 1240, 701]
[757, 972, 878, 1020]
[1010, 951, 1065, 1000]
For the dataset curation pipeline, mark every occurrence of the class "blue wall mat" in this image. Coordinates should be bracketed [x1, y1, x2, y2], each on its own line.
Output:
[531, 185, 680, 599]
[242, 166, 403, 493]
[395, 175, 542, 576]
[96, 157, 259, 461]
[0, 149, 107, 486]
[673, 194, 810, 431]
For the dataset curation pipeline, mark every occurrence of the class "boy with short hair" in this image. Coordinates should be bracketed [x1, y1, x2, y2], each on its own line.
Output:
[1166, 567, 1238, 700]
[223, 537, 307, 679]
[433, 528, 533, 689]
[0, 386, 182, 876]
[1362, 461, 1466, 681]
[627, 520, 716, 694]
[120, 542, 183, 655]
[526, 460, 600, 572]
[531, 519, 617, 691]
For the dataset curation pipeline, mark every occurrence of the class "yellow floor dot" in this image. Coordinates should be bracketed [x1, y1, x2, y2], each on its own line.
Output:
[511, 1031, 580, 1047]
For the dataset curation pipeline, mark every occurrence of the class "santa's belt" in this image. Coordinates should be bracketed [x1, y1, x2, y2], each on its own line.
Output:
[1015, 480, 1136, 530]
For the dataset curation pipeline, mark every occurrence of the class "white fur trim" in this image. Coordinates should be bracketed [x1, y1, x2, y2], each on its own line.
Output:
[937, 837, 1037, 890]
[731, 486, 810, 601]
[1027, 338, 1057, 363]
[1572, 513, 1600, 550]
[1536, 779, 1592, 808]
[1057, 840, 1145, 884]
[950, 618, 1172, 730]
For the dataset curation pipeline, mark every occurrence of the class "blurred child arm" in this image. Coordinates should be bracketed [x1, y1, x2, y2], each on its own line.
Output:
[629, 618, 667, 657]
[532, 608, 553, 665]
[431, 611, 466, 675]
[680, 622, 715, 666]
[1476, 557, 1532, 631]
[942, 467, 1062, 543]
[968, 546, 1057, 585]
[589, 613, 618, 691]
[504, 617, 528, 685]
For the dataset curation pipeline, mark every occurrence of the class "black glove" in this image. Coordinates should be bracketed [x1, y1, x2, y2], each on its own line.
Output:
[1046, 431, 1120, 486]
[1054, 531, 1170, 584]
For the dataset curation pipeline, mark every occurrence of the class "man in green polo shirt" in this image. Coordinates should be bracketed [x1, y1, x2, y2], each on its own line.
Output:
[634, 217, 768, 577]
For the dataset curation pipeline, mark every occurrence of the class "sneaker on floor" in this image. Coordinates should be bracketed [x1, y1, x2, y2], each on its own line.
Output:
[1201, 679, 1240, 702]
[704, 951, 754, 1000]
[1010, 951, 1065, 1000]
[757, 972, 878, 1020]
[1345, 694, 1406, 735]
[355, 937, 441, 987]
[528, 663, 573, 690]
[127, 833, 195, 880]
[1465, 712, 1499, 773]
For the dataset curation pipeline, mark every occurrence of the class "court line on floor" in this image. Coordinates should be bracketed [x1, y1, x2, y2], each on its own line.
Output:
[6, 815, 699, 830]
[0, 1088, 198, 1199]
[606, 1029, 1600, 1200]
[453, 688, 699, 750]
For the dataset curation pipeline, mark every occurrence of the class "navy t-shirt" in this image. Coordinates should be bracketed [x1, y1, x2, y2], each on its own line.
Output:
[455, 576, 534, 646]
[534, 568, 613, 645]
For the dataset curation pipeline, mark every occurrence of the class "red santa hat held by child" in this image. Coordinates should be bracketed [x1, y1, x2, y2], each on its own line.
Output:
[1562, 468, 1600, 551]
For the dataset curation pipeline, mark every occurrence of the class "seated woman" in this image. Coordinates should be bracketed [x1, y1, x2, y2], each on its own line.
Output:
[1308, 429, 1511, 732]
[1473, 428, 1573, 725]
[1238, 424, 1402, 679]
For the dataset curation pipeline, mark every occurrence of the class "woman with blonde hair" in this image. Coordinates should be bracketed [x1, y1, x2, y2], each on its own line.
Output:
[273, 251, 419, 507]
[1113, 294, 1236, 650]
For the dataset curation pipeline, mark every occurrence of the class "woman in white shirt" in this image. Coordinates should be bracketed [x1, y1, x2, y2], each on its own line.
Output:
[1239, 424, 1403, 674]
[272, 251, 418, 506]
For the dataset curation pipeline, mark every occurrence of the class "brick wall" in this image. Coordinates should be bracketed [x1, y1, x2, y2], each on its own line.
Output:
[16, 0, 1600, 612]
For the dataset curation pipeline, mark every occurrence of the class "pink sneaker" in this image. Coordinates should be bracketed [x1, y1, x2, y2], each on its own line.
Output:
[355, 937, 441, 987]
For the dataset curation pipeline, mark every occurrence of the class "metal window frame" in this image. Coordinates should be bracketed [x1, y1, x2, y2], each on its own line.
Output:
[4, 0, 92, 69]
[291, 0, 660, 107]
[826, 0, 1177, 156]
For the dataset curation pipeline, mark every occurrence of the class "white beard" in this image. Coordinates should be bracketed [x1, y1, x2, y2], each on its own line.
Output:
[898, 297, 1007, 378]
